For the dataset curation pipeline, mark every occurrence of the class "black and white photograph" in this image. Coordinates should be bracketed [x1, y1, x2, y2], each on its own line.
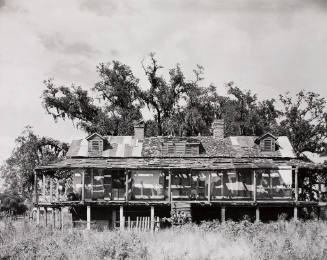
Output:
[1, 0, 327, 259]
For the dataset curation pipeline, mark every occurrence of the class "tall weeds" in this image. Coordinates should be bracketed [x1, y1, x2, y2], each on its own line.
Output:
[1, 219, 327, 259]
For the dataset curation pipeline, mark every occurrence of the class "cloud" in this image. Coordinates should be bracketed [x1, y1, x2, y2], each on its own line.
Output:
[0, 0, 327, 162]
[38, 33, 99, 58]
[0, 0, 5, 8]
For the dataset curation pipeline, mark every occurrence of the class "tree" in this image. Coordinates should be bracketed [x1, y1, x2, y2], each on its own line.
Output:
[0, 192, 28, 215]
[42, 61, 143, 136]
[278, 90, 327, 155]
[0, 126, 68, 199]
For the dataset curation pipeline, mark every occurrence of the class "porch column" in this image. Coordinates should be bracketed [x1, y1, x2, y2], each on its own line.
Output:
[168, 170, 172, 202]
[208, 172, 211, 203]
[52, 208, 56, 228]
[44, 207, 48, 227]
[42, 174, 46, 199]
[120, 206, 124, 230]
[125, 170, 129, 202]
[36, 207, 40, 225]
[150, 206, 155, 231]
[56, 179, 59, 202]
[253, 170, 257, 202]
[50, 178, 53, 203]
[294, 166, 299, 220]
[87, 205, 91, 230]
[81, 170, 85, 201]
[221, 206, 226, 223]
[294, 206, 298, 220]
[255, 207, 260, 222]
[112, 209, 116, 228]
[34, 170, 38, 204]
[295, 167, 299, 202]
[59, 208, 63, 229]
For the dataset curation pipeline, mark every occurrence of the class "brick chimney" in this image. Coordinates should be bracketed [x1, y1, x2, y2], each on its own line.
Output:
[212, 119, 225, 139]
[134, 120, 145, 139]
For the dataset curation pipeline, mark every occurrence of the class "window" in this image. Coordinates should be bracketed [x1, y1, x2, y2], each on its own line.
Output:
[262, 139, 274, 152]
[92, 140, 100, 151]
[185, 145, 192, 155]
[167, 142, 175, 154]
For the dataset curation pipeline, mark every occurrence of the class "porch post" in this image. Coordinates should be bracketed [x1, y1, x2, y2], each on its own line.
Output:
[168, 170, 172, 202]
[34, 170, 38, 204]
[255, 207, 260, 222]
[295, 166, 299, 202]
[44, 207, 48, 227]
[50, 178, 53, 203]
[294, 206, 298, 220]
[208, 172, 211, 203]
[294, 166, 299, 220]
[59, 208, 63, 229]
[150, 206, 155, 231]
[221, 206, 226, 223]
[120, 206, 124, 230]
[56, 179, 59, 202]
[125, 169, 129, 202]
[42, 174, 46, 200]
[36, 207, 40, 225]
[81, 170, 85, 201]
[87, 205, 91, 230]
[253, 170, 257, 202]
[52, 208, 56, 228]
[112, 209, 116, 228]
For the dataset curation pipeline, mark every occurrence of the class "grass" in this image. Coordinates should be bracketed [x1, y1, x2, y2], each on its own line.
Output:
[1, 218, 327, 259]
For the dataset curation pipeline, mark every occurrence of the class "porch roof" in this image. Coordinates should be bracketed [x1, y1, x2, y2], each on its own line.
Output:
[35, 157, 320, 173]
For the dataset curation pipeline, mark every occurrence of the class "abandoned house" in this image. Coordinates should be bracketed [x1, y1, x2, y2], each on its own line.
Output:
[33, 119, 326, 230]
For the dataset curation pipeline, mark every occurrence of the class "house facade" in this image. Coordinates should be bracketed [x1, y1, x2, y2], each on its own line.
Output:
[34, 119, 321, 229]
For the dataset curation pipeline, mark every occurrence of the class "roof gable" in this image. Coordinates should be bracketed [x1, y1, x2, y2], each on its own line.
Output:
[254, 133, 278, 144]
[86, 133, 105, 141]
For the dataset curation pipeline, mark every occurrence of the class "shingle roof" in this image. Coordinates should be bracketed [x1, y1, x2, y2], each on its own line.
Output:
[35, 157, 299, 171]
[66, 135, 296, 158]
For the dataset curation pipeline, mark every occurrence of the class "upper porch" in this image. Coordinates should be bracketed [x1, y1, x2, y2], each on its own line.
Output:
[33, 157, 323, 208]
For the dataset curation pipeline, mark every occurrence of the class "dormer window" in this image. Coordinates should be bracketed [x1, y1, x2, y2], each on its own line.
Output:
[167, 142, 175, 154]
[262, 139, 274, 152]
[86, 133, 105, 156]
[162, 141, 200, 156]
[254, 133, 278, 152]
[91, 140, 100, 151]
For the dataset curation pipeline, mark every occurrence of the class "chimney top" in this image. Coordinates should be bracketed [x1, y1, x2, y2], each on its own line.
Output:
[212, 119, 225, 139]
[134, 120, 145, 139]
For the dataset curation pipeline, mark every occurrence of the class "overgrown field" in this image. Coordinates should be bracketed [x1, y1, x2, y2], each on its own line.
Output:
[1, 219, 327, 260]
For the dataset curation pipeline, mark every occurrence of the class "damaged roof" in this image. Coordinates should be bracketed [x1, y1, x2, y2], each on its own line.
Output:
[66, 135, 296, 158]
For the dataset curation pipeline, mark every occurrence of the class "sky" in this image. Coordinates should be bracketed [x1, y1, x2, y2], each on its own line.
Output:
[0, 0, 327, 163]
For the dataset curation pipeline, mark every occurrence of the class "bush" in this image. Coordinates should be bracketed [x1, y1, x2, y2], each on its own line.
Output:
[0, 192, 28, 216]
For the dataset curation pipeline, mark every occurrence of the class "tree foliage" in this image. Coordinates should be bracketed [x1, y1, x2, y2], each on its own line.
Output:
[42, 61, 143, 136]
[278, 90, 327, 155]
[40, 54, 327, 156]
[0, 126, 68, 199]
